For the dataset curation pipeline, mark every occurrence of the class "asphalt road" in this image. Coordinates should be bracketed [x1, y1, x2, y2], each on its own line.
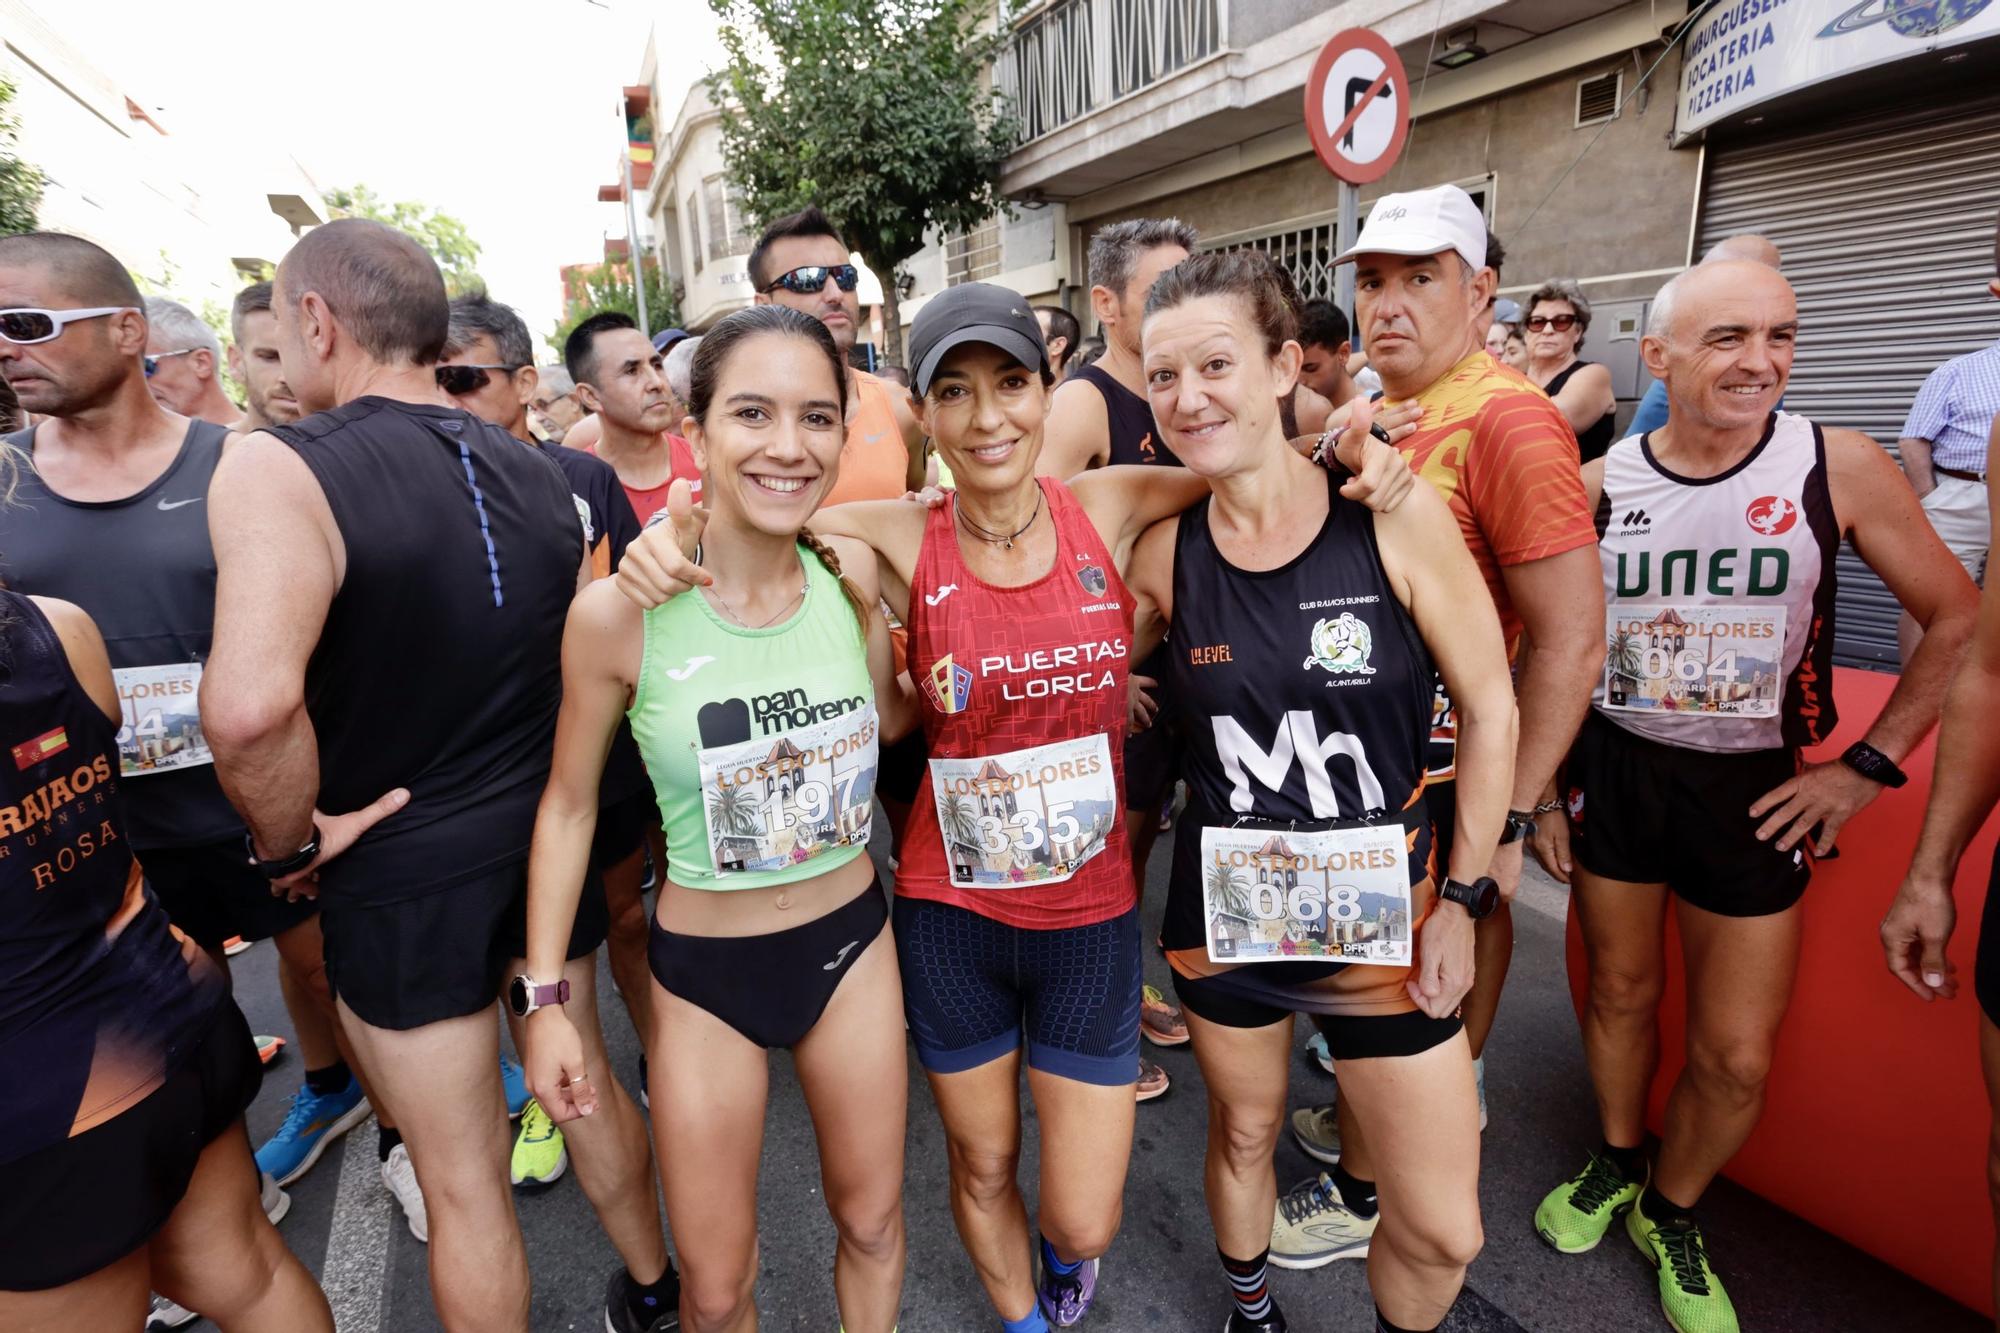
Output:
[192, 835, 1983, 1333]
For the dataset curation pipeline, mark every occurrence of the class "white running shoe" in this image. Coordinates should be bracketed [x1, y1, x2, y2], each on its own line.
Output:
[381, 1143, 429, 1242]
[146, 1292, 198, 1330]
[260, 1170, 291, 1225]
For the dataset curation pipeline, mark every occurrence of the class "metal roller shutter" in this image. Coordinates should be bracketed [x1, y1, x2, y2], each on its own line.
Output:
[1698, 94, 2000, 668]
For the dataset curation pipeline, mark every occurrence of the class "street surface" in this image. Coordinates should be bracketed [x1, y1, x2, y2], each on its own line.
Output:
[199, 832, 1984, 1332]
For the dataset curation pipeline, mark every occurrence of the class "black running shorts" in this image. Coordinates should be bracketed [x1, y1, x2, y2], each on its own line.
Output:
[1565, 711, 1810, 918]
[320, 862, 610, 1031]
[141, 837, 319, 950]
[0, 1001, 260, 1292]
[1976, 845, 2000, 1029]
[592, 788, 656, 874]
[1171, 969, 1462, 1061]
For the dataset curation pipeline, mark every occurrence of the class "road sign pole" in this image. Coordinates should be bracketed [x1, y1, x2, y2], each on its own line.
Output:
[1336, 181, 1358, 316]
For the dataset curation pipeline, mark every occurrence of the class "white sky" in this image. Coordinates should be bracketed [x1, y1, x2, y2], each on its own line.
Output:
[59, 0, 725, 346]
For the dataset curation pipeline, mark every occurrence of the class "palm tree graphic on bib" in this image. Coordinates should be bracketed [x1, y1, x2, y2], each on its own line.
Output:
[1304, 612, 1376, 675]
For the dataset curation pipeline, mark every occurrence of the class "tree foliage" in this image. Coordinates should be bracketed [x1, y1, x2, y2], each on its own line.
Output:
[0, 77, 44, 237]
[707, 0, 1019, 362]
[548, 259, 682, 358]
[325, 185, 484, 293]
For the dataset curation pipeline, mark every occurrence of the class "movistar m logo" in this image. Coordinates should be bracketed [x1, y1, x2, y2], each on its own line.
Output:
[1615, 547, 1789, 598]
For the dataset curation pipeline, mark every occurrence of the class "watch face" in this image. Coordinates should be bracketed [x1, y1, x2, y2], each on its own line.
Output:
[508, 975, 530, 1016]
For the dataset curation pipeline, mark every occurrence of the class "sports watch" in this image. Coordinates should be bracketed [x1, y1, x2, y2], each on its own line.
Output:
[245, 824, 321, 881]
[1840, 741, 1908, 790]
[1439, 876, 1501, 920]
[508, 975, 571, 1019]
[1498, 810, 1538, 846]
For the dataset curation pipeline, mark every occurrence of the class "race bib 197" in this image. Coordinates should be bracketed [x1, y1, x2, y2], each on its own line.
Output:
[928, 734, 1117, 889]
[1603, 604, 1786, 719]
[696, 703, 878, 877]
[114, 663, 211, 777]
[1199, 823, 1413, 967]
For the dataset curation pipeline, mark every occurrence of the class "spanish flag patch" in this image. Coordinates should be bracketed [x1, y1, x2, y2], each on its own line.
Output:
[12, 727, 69, 770]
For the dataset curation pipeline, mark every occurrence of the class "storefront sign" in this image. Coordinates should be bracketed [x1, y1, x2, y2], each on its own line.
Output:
[1678, 0, 2000, 137]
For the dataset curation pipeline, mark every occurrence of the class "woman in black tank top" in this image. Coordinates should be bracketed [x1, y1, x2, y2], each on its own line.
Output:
[1122, 253, 1518, 1333]
[0, 591, 331, 1328]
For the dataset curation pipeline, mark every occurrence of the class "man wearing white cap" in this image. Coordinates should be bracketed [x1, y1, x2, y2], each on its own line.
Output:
[1269, 187, 1606, 1300]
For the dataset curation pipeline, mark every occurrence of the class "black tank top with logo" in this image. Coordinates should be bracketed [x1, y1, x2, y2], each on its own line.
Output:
[0, 419, 241, 851]
[0, 591, 225, 1162]
[1161, 471, 1435, 958]
[1542, 360, 1616, 463]
[1070, 363, 1179, 468]
[264, 398, 583, 903]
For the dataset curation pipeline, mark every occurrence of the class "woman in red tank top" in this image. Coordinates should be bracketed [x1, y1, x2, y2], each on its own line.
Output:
[616, 281, 1415, 1329]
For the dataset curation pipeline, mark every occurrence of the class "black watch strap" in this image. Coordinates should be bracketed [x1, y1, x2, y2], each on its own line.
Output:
[1840, 741, 1908, 790]
[246, 824, 322, 880]
[1499, 810, 1537, 845]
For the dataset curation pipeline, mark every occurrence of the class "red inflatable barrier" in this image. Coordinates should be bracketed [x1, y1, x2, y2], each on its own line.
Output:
[1564, 666, 1996, 1316]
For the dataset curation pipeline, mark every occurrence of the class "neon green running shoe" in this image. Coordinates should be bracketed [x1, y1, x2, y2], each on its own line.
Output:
[1533, 1150, 1644, 1253]
[1625, 1195, 1739, 1333]
[509, 1098, 568, 1188]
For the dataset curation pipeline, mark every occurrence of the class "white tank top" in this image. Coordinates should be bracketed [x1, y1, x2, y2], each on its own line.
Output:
[1593, 412, 1840, 753]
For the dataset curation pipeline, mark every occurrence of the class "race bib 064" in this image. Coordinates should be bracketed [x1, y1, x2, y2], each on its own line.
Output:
[697, 703, 878, 877]
[929, 734, 1117, 890]
[1199, 823, 1413, 968]
[114, 663, 211, 777]
[1603, 604, 1786, 720]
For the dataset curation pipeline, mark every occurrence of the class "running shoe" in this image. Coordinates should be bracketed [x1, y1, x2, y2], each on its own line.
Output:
[381, 1142, 429, 1242]
[1140, 984, 1189, 1046]
[1288, 1104, 1341, 1165]
[1037, 1255, 1099, 1327]
[223, 935, 251, 957]
[1534, 1150, 1645, 1254]
[1268, 1171, 1375, 1269]
[511, 1098, 569, 1187]
[1626, 1196, 1739, 1333]
[1223, 1306, 1288, 1332]
[1474, 1053, 1488, 1132]
[146, 1293, 198, 1330]
[255, 1033, 286, 1066]
[501, 1053, 531, 1119]
[1303, 1031, 1336, 1076]
[604, 1264, 682, 1332]
[639, 1052, 650, 1110]
[1136, 1056, 1170, 1102]
[260, 1170, 291, 1226]
[255, 1073, 370, 1185]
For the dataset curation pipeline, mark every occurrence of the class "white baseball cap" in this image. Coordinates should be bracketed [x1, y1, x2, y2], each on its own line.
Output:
[1333, 185, 1487, 271]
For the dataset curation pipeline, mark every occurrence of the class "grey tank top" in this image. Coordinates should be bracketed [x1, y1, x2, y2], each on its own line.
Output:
[0, 419, 242, 849]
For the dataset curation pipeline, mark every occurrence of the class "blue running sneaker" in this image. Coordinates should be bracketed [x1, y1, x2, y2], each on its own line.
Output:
[254, 1075, 369, 1186]
[501, 1053, 530, 1120]
[1037, 1256, 1098, 1327]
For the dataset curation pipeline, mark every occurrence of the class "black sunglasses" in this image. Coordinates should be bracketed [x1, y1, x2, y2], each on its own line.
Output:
[436, 363, 524, 395]
[1526, 313, 1579, 332]
[760, 263, 859, 296]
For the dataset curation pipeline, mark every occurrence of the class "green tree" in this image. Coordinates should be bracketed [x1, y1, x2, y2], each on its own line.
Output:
[0, 78, 42, 236]
[548, 258, 682, 358]
[325, 185, 484, 293]
[707, 0, 1019, 364]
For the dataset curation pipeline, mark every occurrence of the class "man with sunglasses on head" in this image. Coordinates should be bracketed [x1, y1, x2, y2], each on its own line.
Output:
[748, 205, 925, 499]
[564, 310, 703, 528]
[229, 281, 303, 432]
[0, 233, 352, 1325]
[144, 296, 239, 427]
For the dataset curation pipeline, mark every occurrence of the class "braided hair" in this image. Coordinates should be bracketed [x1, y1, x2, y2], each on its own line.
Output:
[686, 305, 871, 632]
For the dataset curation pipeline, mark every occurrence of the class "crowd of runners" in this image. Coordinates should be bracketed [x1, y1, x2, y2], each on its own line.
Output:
[0, 183, 1994, 1333]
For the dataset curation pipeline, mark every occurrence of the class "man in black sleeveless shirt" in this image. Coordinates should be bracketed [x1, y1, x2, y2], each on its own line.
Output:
[202, 220, 675, 1332]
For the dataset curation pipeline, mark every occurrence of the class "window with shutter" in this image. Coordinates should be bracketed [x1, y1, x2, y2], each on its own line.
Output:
[1575, 71, 1622, 128]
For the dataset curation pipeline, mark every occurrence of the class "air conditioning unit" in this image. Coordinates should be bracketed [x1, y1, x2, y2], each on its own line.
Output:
[1575, 70, 1623, 128]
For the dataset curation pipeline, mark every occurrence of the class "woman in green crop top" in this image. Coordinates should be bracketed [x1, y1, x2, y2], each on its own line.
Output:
[521, 306, 917, 1333]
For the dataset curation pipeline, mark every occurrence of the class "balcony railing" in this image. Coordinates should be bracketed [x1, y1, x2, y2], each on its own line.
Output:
[997, 0, 1224, 143]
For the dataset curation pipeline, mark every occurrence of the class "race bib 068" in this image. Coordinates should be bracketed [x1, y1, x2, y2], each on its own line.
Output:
[1199, 823, 1413, 968]
[928, 734, 1117, 890]
[1603, 604, 1786, 720]
[697, 703, 878, 877]
[114, 663, 211, 777]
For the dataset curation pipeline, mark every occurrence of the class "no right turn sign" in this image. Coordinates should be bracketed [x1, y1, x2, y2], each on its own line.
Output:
[1304, 29, 1412, 186]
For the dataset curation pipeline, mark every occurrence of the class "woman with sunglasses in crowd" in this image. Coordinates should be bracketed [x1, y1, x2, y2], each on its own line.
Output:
[1521, 279, 1616, 462]
[0, 443, 332, 1330]
[615, 277, 1413, 1332]
[1121, 252, 1516, 1333]
[520, 304, 918, 1333]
